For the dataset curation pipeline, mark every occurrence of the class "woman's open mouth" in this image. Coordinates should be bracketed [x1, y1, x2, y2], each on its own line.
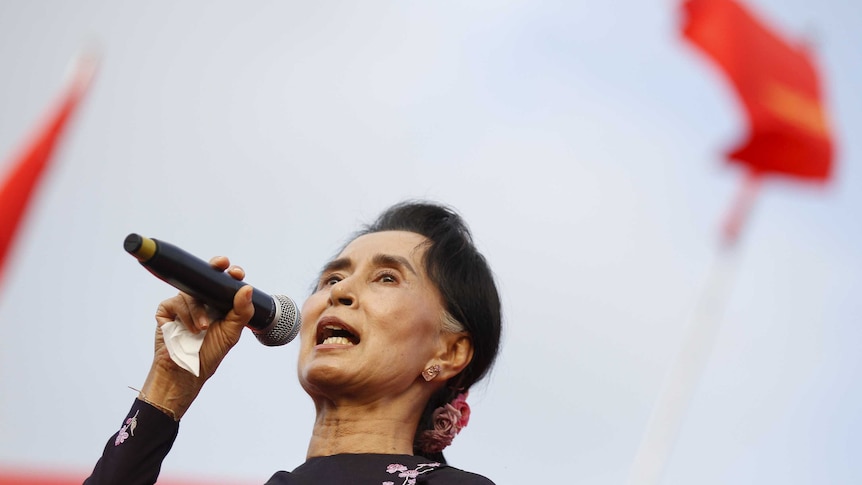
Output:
[316, 319, 360, 346]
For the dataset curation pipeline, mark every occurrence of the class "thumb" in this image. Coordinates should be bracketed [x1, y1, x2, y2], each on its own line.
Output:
[223, 285, 255, 333]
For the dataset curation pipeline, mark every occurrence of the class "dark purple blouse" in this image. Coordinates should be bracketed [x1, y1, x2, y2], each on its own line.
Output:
[85, 400, 494, 485]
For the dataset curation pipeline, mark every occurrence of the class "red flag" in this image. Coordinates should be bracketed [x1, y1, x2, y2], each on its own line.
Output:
[682, 0, 834, 181]
[0, 53, 97, 281]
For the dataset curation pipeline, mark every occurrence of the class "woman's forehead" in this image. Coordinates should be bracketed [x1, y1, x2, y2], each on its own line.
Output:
[338, 230, 430, 261]
[319, 231, 432, 279]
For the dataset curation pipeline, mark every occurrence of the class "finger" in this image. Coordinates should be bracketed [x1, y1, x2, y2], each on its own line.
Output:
[155, 294, 186, 327]
[227, 264, 245, 281]
[176, 292, 212, 332]
[154, 293, 200, 334]
[208, 255, 230, 271]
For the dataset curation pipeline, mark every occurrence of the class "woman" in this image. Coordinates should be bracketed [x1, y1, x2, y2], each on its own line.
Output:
[86, 201, 502, 484]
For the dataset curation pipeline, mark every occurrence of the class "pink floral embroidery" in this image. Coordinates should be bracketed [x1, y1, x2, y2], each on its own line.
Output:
[114, 410, 139, 446]
[416, 391, 471, 453]
[384, 462, 440, 485]
[400, 469, 420, 479]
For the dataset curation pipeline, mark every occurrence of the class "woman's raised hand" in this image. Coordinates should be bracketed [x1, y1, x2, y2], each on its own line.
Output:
[139, 256, 255, 420]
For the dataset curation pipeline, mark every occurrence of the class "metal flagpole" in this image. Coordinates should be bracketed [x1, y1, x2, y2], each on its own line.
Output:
[625, 171, 761, 485]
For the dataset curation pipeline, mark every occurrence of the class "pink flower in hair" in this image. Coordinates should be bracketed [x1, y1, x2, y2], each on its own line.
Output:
[416, 392, 471, 453]
[450, 392, 470, 429]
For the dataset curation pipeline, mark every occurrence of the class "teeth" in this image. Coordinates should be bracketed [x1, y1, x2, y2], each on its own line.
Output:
[321, 336, 353, 345]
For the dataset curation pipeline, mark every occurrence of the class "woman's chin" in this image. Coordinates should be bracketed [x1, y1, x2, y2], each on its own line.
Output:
[299, 359, 359, 395]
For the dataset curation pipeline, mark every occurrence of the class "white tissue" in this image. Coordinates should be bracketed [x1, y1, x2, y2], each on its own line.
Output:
[160, 320, 206, 377]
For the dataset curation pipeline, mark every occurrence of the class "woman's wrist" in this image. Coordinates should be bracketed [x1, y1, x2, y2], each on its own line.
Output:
[139, 360, 203, 421]
[138, 391, 180, 421]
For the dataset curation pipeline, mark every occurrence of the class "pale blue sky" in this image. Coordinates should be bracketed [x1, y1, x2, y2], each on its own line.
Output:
[1, 1, 859, 483]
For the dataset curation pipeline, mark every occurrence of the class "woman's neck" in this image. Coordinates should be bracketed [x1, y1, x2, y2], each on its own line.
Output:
[305, 397, 423, 459]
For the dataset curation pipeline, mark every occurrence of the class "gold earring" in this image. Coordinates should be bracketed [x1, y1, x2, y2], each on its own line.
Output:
[422, 365, 441, 382]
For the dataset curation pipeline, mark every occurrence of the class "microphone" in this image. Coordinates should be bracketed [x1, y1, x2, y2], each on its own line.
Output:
[123, 233, 301, 346]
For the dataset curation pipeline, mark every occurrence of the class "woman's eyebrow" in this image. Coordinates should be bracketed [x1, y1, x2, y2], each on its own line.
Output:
[372, 253, 417, 276]
[319, 257, 351, 276]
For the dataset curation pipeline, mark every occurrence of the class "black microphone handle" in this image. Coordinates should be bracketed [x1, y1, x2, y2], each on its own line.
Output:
[123, 234, 277, 331]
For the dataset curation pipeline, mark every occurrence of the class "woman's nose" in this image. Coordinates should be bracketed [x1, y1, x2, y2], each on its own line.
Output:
[329, 280, 355, 307]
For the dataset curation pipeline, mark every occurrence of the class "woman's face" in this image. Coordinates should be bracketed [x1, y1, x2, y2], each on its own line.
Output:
[298, 230, 447, 402]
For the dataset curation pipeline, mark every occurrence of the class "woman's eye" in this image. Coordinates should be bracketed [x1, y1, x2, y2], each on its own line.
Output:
[321, 275, 342, 287]
[378, 272, 397, 284]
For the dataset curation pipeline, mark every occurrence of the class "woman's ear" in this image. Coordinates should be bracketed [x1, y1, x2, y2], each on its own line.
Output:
[433, 332, 473, 381]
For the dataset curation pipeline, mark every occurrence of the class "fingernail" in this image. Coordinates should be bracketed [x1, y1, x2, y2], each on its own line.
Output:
[246, 287, 253, 303]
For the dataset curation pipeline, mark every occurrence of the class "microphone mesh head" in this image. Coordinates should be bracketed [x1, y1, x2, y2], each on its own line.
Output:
[253, 294, 302, 346]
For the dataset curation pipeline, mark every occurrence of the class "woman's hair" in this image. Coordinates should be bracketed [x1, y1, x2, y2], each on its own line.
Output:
[357, 201, 502, 461]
